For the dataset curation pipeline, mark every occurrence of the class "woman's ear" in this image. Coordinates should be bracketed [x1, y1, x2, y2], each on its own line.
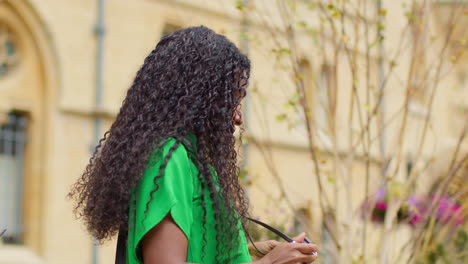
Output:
[233, 107, 243, 126]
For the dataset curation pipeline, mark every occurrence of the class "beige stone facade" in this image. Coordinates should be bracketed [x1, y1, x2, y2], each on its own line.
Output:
[0, 0, 466, 263]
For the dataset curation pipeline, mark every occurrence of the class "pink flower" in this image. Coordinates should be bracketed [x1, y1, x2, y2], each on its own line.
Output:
[375, 201, 387, 211]
[409, 195, 465, 227]
[409, 212, 423, 226]
[435, 197, 464, 226]
[363, 189, 465, 227]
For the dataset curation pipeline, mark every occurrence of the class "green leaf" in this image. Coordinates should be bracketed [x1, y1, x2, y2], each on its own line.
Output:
[291, 93, 302, 100]
[280, 48, 291, 54]
[272, 48, 291, 55]
[327, 4, 334, 10]
[456, 105, 465, 113]
[287, 100, 297, 107]
[235, 0, 244, 10]
[241, 136, 250, 145]
[298, 21, 307, 28]
[352, 255, 364, 264]
[378, 9, 387, 16]
[377, 22, 385, 31]
[239, 167, 249, 179]
[276, 114, 287, 122]
[404, 11, 416, 23]
[389, 181, 406, 198]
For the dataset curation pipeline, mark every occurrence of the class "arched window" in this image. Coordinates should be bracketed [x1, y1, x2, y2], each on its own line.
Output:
[0, 112, 27, 244]
[0, 22, 20, 78]
[316, 64, 333, 132]
[298, 60, 334, 136]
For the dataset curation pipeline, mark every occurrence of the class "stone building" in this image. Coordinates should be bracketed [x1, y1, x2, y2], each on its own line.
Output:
[0, 0, 465, 263]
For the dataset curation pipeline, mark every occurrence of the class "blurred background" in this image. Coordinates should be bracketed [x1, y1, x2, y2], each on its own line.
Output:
[0, 0, 466, 263]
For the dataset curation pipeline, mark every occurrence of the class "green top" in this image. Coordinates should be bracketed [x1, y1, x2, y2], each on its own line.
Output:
[127, 136, 252, 264]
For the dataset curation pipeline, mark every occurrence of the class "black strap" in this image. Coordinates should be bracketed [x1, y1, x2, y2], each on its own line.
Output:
[245, 216, 295, 243]
[244, 225, 267, 256]
[115, 229, 127, 264]
[247, 217, 311, 243]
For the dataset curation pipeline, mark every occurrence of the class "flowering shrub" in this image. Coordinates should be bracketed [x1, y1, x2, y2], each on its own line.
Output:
[364, 187, 464, 227]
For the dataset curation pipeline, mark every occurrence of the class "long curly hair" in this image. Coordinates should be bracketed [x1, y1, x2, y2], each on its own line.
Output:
[68, 26, 251, 262]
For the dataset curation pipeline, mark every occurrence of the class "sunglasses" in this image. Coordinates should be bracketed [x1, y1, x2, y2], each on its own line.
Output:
[245, 217, 317, 263]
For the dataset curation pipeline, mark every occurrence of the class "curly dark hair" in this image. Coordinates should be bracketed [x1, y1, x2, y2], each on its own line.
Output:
[68, 26, 251, 262]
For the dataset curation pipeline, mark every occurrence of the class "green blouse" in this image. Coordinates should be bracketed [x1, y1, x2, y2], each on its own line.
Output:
[127, 136, 252, 264]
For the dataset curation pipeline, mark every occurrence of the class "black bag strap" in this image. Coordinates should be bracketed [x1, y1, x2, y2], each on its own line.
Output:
[245, 216, 295, 243]
[115, 228, 127, 264]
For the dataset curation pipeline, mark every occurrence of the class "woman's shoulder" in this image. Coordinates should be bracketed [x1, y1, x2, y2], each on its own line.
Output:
[142, 135, 197, 182]
[149, 137, 190, 162]
[140, 137, 195, 191]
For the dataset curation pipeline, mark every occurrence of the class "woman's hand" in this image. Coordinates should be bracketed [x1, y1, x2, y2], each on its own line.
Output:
[249, 240, 281, 260]
[249, 233, 309, 260]
[250, 233, 318, 264]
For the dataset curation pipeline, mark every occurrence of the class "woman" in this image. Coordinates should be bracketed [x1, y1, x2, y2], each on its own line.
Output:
[69, 26, 318, 264]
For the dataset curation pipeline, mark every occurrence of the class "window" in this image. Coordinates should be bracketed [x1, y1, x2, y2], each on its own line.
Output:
[316, 64, 333, 132]
[298, 61, 334, 147]
[0, 112, 27, 244]
[0, 22, 19, 78]
[409, 3, 429, 103]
